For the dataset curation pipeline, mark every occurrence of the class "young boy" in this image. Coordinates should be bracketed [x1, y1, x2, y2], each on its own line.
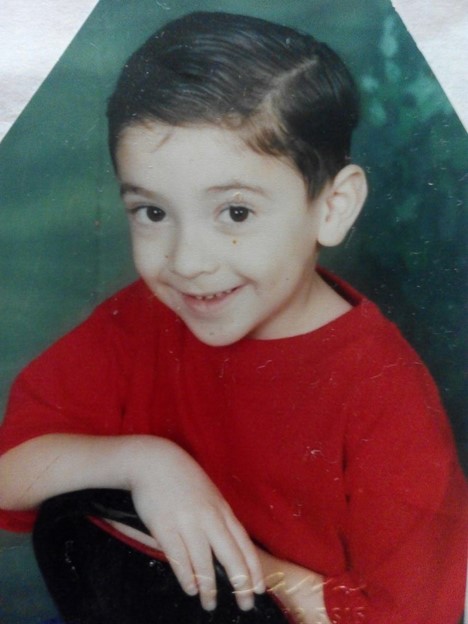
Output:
[0, 11, 466, 624]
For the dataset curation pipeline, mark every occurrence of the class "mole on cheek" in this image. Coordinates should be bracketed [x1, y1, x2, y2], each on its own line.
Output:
[232, 239, 238, 245]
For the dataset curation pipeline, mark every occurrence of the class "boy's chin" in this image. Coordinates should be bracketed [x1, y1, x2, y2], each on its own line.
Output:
[184, 321, 248, 347]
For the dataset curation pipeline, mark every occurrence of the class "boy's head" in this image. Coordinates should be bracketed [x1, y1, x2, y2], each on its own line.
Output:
[110, 12, 367, 346]
[107, 11, 360, 199]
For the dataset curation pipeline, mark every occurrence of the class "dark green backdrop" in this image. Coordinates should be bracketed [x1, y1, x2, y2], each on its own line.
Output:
[0, 1, 466, 622]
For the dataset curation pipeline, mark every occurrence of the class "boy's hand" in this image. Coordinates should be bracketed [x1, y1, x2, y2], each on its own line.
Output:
[126, 436, 265, 611]
[256, 547, 331, 624]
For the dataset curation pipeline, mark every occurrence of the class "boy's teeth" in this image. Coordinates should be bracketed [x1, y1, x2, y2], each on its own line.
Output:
[194, 288, 233, 301]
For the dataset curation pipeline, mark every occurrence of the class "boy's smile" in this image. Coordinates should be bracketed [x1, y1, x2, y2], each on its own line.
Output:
[117, 123, 348, 346]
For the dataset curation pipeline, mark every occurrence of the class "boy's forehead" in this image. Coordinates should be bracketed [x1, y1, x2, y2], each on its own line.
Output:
[116, 122, 309, 202]
[117, 122, 300, 180]
[118, 122, 249, 154]
[119, 121, 175, 152]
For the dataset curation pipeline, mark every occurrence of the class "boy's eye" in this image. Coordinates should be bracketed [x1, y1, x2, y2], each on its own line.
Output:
[226, 205, 251, 223]
[131, 206, 166, 223]
[144, 206, 166, 222]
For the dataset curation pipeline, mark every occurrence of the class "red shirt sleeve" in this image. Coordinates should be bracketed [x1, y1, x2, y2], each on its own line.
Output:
[0, 296, 132, 531]
[323, 360, 468, 624]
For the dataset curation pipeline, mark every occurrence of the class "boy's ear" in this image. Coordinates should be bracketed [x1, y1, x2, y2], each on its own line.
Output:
[317, 165, 367, 247]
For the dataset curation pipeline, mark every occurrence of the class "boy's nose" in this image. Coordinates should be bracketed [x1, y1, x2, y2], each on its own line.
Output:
[168, 228, 220, 279]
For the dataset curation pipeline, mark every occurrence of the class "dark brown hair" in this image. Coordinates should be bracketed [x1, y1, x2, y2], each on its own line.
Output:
[107, 12, 360, 197]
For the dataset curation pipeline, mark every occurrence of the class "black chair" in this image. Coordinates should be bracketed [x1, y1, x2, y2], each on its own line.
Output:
[33, 489, 289, 624]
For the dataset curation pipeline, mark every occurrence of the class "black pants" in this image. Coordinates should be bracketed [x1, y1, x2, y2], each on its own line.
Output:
[33, 490, 288, 624]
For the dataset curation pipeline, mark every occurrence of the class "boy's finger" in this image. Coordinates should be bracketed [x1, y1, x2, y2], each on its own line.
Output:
[225, 514, 265, 594]
[185, 535, 217, 610]
[156, 532, 198, 596]
[209, 525, 256, 611]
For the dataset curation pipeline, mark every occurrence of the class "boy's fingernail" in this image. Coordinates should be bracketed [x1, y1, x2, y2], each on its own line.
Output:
[186, 584, 198, 596]
[203, 598, 216, 611]
[239, 595, 255, 611]
[254, 580, 266, 594]
[230, 573, 248, 589]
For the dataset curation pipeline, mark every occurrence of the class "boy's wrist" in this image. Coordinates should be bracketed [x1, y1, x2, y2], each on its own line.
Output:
[121, 434, 182, 489]
[257, 548, 330, 624]
[118, 434, 157, 490]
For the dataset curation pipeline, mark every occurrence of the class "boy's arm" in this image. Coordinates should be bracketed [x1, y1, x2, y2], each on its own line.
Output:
[256, 548, 331, 624]
[0, 434, 132, 509]
[0, 433, 264, 611]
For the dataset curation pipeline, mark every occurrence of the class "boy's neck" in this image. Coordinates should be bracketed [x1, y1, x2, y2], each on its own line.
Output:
[252, 268, 353, 341]
[303, 271, 353, 333]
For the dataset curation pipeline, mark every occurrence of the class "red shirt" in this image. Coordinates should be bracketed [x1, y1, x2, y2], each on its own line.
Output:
[0, 274, 466, 623]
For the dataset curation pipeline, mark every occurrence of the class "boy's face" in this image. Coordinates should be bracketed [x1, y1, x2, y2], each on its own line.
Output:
[117, 123, 328, 346]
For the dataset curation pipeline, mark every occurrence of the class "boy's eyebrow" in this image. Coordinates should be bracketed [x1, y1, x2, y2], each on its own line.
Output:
[206, 182, 269, 197]
[120, 183, 156, 199]
[120, 181, 270, 199]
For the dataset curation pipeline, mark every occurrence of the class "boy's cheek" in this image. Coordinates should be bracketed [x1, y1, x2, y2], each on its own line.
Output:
[131, 243, 165, 272]
[132, 260, 161, 287]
